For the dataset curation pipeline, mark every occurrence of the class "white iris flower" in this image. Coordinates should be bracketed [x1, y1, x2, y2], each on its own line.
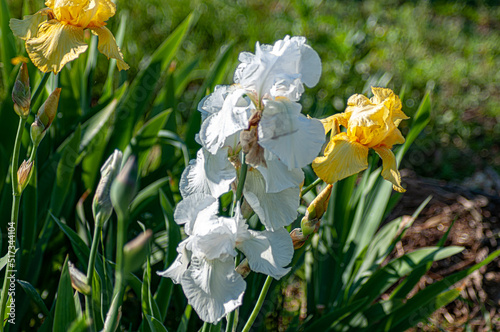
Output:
[158, 194, 293, 323]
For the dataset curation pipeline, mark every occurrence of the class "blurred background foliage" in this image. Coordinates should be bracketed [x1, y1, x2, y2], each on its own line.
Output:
[7, 0, 500, 181]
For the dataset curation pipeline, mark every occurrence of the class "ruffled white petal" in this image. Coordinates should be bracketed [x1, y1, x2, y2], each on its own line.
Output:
[234, 35, 321, 101]
[179, 148, 236, 199]
[157, 240, 190, 284]
[173, 194, 219, 235]
[258, 99, 325, 169]
[237, 227, 293, 280]
[256, 151, 304, 193]
[181, 256, 245, 324]
[199, 88, 252, 154]
[198, 85, 231, 121]
[243, 169, 299, 231]
[189, 217, 238, 260]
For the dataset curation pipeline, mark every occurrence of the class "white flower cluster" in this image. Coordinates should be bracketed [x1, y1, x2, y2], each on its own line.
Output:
[158, 36, 325, 323]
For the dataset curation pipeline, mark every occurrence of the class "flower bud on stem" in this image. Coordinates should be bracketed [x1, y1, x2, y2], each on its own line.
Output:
[12, 63, 31, 119]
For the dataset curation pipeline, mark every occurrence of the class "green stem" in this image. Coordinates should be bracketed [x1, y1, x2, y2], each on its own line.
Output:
[30, 72, 51, 107]
[226, 155, 249, 332]
[0, 117, 26, 331]
[85, 225, 102, 332]
[241, 276, 273, 332]
[300, 177, 322, 197]
[104, 210, 127, 332]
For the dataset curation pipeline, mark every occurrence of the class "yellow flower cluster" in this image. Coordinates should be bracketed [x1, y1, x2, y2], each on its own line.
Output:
[10, 0, 129, 74]
[313, 87, 409, 192]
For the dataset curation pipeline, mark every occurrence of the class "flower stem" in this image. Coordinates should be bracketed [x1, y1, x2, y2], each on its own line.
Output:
[104, 210, 128, 332]
[241, 276, 273, 332]
[226, 154, 249, 332]
[300, 177, 323, 197]
[85, 224, 102, 332]
[233, 154, 248, 210]
[0, 117, 27, 331]
[30, 72, 51, 107]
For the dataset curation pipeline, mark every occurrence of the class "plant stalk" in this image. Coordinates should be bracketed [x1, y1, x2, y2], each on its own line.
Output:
[0, 117, 26, 330]
[86, 225, 102, 332]
[226, 154, 249, 332]
[301, 177, 323, 197]
[104, 210, 127, 332]
[241, 276, 273, 332]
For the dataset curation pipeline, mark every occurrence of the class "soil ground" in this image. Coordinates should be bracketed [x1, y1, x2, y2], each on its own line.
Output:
[388, 169, 500, 331]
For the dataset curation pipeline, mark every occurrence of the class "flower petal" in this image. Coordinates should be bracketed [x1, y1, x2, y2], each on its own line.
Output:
[9, 8, 51, 40]
[179, 147, 236, 199]
[312, 133, 369, 184]
[26, 20, 88, 73]
[157, 240, 190, 284]
[234, 35, 321, 101]
[256, 151, 304, 193]
[190, 217, 238, 260]
[199, 88, 252, 154]
[90, 26, 129, 70]
[258, 99, 325, 169]
[243, 169, 299, 231]
[173, 194, 219, 235]
[237, 227, 293, 280]
[181, 256, 245, 324]
[373, 146, 405, 193]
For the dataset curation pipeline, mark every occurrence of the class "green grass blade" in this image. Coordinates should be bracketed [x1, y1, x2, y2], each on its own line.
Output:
[53, 257, 77, 332]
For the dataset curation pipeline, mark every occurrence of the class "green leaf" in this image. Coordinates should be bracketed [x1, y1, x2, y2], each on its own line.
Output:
[397, 91, 431, 162]
[107, 13, 195, 152]
[101, 10, 128, 101]
[124, 109, 172, 176]
[302, 297, 368, 332]
[130, 177, 170, 215]
[352, 246, 464, 304]
[50, 124, 82, 216]
[17, 280, 52, 319]
[145, 314, 169, 332]
[0, 0, 17, 92]
[68, 316, 91, 332]
[383, 249, 500, 330]
[80, 99, 119, 189]
[53, 257, 77, 332]
[154, 189, 181, 320]
[176, 305, 192, 332]
[388, 288, 461, 331]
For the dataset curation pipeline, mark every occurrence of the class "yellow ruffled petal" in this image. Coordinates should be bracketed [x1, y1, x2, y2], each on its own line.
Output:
[91, 0, 116, 25]
[321, 113, 346, 136]
[50, 0, 89, 25]
[26, 20, 88, 73]
[91, 26, 129, 70]
[373, 145, 405, 192]
[312, 133, 369, 184]
[381, 127, 405, 148]
[9, 8, 51, 40]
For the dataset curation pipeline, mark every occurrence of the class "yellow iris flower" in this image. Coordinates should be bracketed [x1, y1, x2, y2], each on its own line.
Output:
[312, 87, 409, 192]
[10, 0, 129, 74]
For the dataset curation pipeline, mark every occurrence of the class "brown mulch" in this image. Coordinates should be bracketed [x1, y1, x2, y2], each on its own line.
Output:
[387, 169, 500, 331]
